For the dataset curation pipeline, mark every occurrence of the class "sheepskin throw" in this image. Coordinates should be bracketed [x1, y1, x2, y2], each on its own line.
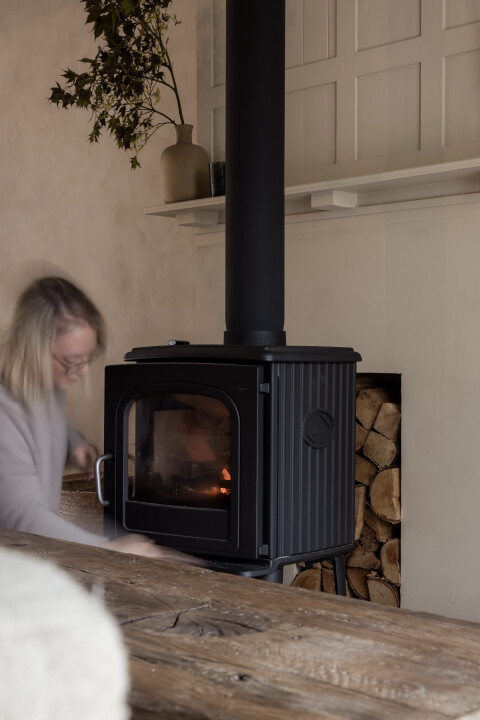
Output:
[0, 547, 129, 719]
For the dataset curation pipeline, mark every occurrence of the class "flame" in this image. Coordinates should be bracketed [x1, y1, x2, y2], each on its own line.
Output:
[218, 468, 231, 496]
[187, 468, 232, 498]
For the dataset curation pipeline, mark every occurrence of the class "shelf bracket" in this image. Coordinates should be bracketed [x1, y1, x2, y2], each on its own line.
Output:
[310, 190, 358, 211]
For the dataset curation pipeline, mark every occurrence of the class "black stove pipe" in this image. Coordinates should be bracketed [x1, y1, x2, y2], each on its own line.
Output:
[224, 0, 286, 347]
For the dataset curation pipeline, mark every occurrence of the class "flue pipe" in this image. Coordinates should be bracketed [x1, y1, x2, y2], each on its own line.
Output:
[224, 0, 286, 347]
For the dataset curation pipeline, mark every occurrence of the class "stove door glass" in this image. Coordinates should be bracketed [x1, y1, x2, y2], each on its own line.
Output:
[128, 393, 231, 510]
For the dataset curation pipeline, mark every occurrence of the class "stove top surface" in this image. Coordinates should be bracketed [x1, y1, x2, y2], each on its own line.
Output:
[125, 343, 362, 364]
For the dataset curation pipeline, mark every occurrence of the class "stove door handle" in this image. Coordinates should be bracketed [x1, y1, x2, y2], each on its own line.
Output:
[94, 453, 113, 507]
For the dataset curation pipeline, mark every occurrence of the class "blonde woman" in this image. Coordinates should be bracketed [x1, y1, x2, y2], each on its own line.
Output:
[0, 276, 201, 562]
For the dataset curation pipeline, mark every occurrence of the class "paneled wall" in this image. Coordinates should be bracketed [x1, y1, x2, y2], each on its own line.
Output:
[197, 0, 480, 184]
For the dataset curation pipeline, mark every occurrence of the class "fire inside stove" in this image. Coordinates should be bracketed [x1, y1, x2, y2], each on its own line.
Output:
[128, 393, 232, 510]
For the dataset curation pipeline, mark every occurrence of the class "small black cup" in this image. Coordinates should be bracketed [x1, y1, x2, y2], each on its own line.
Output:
[209, 162, 226, 197]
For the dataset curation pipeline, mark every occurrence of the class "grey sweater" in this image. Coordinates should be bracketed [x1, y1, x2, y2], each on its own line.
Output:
[0, 382, 106, 546]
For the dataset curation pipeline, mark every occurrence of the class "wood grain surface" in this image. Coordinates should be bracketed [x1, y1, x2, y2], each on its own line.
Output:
[1, 528, 480, 720]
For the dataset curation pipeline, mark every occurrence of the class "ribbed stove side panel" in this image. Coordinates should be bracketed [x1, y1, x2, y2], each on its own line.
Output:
[269, 361, 356, 558]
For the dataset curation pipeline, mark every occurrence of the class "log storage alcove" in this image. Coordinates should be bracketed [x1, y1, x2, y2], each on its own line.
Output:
[2, 527, 480, 720]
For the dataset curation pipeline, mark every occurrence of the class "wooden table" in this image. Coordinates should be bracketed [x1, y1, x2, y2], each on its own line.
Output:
[1, 527, 480, 720]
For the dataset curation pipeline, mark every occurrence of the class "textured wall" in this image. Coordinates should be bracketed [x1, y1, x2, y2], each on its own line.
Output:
[195, 202, 480, 623]
[0, 0, 198, 447]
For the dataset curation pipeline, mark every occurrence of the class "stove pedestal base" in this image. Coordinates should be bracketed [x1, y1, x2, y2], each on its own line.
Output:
[203, 543, 356, 594]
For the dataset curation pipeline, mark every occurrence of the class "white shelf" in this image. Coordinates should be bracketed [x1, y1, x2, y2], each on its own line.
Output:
[145, 195, 226, 225]
[144, 158, 480, 228]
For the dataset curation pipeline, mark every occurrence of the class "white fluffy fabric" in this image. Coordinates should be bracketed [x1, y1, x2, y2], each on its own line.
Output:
[0, 547, 130, 720]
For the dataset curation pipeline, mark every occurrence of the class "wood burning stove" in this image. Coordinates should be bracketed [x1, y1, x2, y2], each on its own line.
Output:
[94, 0, 362, 584]
[98, 343, 360, 580]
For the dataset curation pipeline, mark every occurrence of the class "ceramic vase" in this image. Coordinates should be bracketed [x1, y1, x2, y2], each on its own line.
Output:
[160, 124, 210, 203]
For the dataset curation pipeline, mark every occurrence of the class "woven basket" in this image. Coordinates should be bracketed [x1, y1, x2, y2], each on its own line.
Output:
[58, 473, 104, 535]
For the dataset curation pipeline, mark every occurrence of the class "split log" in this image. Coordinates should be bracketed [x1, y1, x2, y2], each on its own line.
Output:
[363, 430, 397, 469]
[318, 564, 353, 597]
[355, 455, 378, 486]
[356, 387, 391, 430]
[346, 546, 381, 570]
[380, 538, 401, 586]
[358, 523, 380, 553]
[292, 568, 322, 591]
[355, 422, 368, 452]
[373, 402, 401, 442]
[321, 566, 336, 594]
[354, 485, 366, 540]
[367, 576, 400, 607]
[370, 468, 401, 524]
[346, 567, 370, 600]
[364, 508, 394, 543]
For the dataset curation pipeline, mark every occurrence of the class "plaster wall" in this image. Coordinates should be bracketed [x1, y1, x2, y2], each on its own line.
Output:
[194, 199, 480, 623]
[0, 0, 198, 446]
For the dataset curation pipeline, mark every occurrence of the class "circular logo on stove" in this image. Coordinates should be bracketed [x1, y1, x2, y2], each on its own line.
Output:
[303, 410, 335, 449]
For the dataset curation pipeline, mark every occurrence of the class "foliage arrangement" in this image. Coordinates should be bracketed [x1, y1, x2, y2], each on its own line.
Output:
[49, 0, 184, 168]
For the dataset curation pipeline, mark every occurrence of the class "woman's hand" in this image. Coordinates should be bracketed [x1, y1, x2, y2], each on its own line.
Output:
[106, 534, 207, 566]
[71, 443, 98, 479]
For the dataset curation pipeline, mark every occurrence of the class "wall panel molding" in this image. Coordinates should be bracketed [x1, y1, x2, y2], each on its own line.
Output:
[197, 0, 480, 185]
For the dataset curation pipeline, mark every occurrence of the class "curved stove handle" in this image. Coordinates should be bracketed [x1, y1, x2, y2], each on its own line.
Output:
[94, 453, 113, 507]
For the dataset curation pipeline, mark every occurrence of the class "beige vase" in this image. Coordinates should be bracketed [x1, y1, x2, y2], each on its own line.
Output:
[160, 124, 210, 203]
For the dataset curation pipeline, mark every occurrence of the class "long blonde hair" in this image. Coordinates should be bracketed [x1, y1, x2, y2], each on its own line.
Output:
[0, 277, 106, 405]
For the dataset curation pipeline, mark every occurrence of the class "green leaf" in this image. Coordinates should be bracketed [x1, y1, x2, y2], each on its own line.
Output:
[120, 0, 135, 14]
[61, 68, 78, 83]
[48, 84, 65, 104]
[49, 0, 183, 167]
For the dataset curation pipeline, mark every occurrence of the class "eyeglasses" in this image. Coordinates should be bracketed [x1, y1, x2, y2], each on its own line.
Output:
[52, 353, 92, 376]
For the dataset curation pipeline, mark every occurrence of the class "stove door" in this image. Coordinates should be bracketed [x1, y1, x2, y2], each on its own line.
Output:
[104, 362, 265, 558]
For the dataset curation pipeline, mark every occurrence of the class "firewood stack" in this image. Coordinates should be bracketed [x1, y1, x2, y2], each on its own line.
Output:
[293, 375, 401, 606]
